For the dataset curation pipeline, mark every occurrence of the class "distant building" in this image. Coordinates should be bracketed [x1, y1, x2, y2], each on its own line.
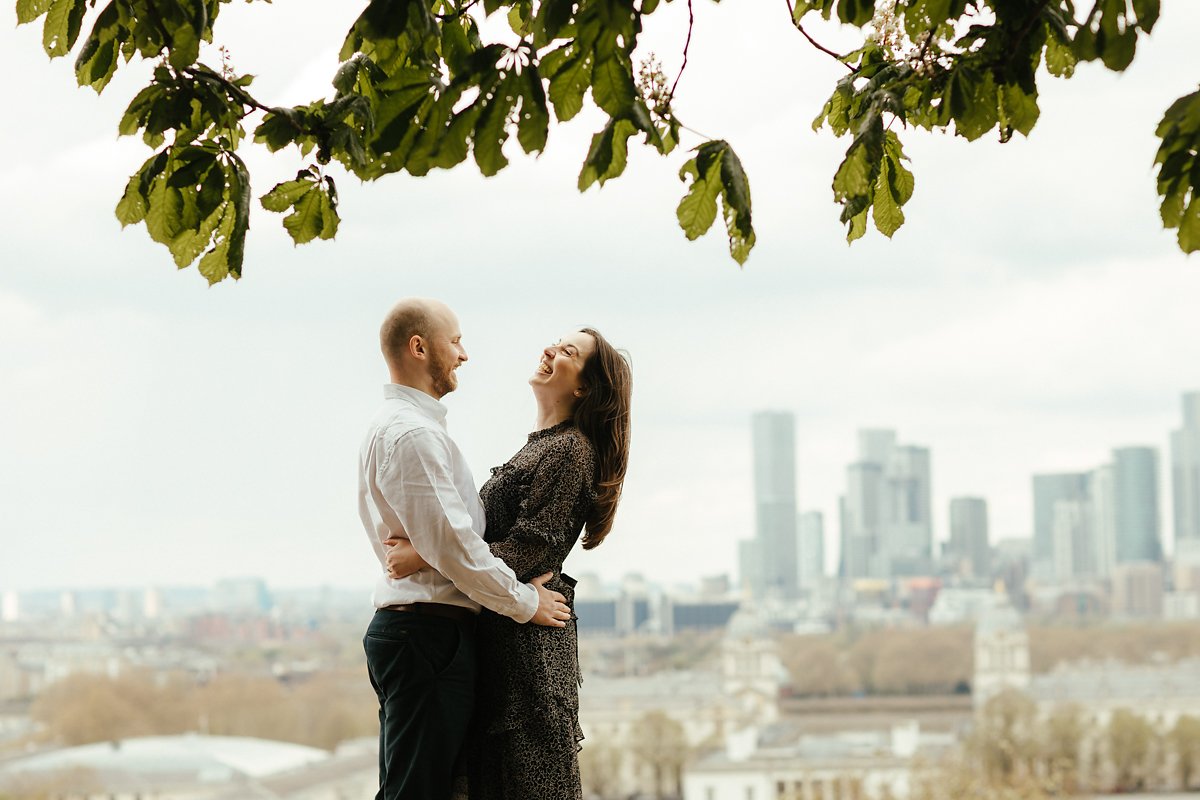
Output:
[663, 598, 741, 635]
[210, 577, 273, 614]
[1111, 561, 1164, 617]
[928, 587, 998, 626]
[1031, 472, 1089, 578]
[0, 591, 17, 623]
[798, 511, 825, 590]
[1089, 464, 1118, 578]
[972, 592, 1030, 709]
[1051, 499, 1095, 581]
[0, 734, 375, 799]
[579, 613, 787, 799]
[1112, 446, 1162, 564]
[573, 574, 653, 636]
[746, 411, 799, 598]
[841, 429, 933, 579]
[683, 720, 954, 800]
[947, 497, 990, 580]
[1171, 391, 1200, 544]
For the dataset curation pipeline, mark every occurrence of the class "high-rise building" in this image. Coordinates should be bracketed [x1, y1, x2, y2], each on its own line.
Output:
[884, 445, 934, 575]
[1113, 446, 1162, 564]
[841, 462, 883, 579]
[743, 411, 798, 598]
[798, 511, 825, 589]
[1031, 473, 1090, 577]
[1172, 391, 1200, 544]
[1090, 465, 1118, 578]
[948, 497, 990, 580]
[840, 429, 933, 579]
[1051, 499, 1095, 581]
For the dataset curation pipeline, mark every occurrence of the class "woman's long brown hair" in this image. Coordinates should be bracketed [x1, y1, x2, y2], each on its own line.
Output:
[573, 328, 632, 549]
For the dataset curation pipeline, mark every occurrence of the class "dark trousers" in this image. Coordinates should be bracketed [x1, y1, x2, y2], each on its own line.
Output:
[363, 608, 476, 800]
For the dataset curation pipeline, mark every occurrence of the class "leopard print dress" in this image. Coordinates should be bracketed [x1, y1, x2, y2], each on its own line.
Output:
[465, 420, 597, 800]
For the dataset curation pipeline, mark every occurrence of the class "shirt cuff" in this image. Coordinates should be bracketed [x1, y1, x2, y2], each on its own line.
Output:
[512, 581, 539, 624]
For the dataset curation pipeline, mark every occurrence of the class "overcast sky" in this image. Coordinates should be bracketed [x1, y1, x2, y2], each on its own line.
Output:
[1, 2, 1198, 594]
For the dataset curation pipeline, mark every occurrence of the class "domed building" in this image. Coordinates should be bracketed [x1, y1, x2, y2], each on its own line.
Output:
[972, 588, 1030, 709]
[720, 605, 787, 723]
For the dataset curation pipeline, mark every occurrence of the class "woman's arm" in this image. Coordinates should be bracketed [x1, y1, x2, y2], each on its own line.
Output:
[384, 538, 429, 579]
[489, 435, 594, 581]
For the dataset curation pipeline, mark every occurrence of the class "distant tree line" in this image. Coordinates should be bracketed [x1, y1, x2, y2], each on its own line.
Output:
[779, 621, 1200, 697]
[27, 668, 376, 750]
[956, 688, 1200, 796]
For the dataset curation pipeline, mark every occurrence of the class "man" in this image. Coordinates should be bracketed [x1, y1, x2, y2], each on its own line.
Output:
[358, 297, 571, 800]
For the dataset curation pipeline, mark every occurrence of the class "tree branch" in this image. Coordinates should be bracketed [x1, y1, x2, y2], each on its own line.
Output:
[785, 0, 855, 72]
[183, 66, 275, 117]
[436, 0, 480, 22]
[666, 0, 694, 105]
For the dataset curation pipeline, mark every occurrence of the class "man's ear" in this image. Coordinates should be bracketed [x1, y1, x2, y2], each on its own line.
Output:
[408, 334, 425, 359]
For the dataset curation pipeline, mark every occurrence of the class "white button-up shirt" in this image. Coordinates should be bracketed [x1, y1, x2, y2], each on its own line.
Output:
[358, 383, 538, 622]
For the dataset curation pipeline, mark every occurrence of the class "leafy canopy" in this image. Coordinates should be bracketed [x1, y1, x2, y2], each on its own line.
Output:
[16, 0, 1198, 283]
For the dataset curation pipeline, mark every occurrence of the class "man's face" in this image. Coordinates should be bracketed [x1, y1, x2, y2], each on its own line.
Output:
[426, 310, 468, 398]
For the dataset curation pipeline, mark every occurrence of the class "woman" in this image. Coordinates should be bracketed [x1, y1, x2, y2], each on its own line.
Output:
[386, 327, 632, 800]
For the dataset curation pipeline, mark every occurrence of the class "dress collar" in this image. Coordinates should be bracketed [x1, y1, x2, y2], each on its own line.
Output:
[528, 419, 574, 441]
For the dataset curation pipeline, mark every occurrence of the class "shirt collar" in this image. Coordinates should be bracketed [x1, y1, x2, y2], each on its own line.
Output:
[383, 383, 448, 426]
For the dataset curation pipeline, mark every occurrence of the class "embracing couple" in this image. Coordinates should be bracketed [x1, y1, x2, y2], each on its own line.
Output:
[356, 297, 631, 800]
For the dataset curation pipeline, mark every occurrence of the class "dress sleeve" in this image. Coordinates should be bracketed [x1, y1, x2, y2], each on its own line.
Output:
[490, 434, 595, 582]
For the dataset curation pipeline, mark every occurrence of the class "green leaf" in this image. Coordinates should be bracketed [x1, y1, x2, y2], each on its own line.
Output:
[261, 175, 317, 213]
[318, 181, 340, 240]
[473, 76, 518, 177]
[578, 118, 637, 191]
[1044, 34, 1077, 78]
[949, 67, 998, 141]
[872, 156, 904, 237]
[547, 52, 592, 122]
[832, 140, 873, 199]
[676, 150, 723, 241]
[533, 0, 573, 47]
[517, 66, 550, 155]
[883, 132, 914, 205]
[16, 0, 52, 25]
[42, 0, 86, 58]
[847, 208, 869, 242]
[1179, 198, 1200, 254]
[432, 101, 483, 169]
[116, 173, 148, 227]
[281, 188, 325, 244]
[718, 144, 755, 265]
[225, 154, 252, 280]
[998, 83, 1040, 139]
[73, 1, 120, 92]
[591, 53, 635, 116]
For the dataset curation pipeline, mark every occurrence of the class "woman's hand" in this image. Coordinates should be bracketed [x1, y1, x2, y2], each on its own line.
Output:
[384, 537, 430, 579]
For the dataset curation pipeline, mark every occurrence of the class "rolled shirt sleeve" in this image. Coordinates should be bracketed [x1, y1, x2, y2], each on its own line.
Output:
[379, 427, 538, 623]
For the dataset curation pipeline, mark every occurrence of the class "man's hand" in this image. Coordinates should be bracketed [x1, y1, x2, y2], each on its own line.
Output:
[529, 572, 571, 628]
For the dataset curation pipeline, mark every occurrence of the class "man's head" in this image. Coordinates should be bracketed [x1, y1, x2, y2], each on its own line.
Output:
[379, 298, 468, 399]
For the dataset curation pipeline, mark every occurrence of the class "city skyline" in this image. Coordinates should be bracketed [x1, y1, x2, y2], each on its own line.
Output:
[2, 3, 1200, 592]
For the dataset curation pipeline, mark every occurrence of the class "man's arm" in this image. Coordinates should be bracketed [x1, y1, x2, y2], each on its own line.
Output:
[379, 427, 568, 626]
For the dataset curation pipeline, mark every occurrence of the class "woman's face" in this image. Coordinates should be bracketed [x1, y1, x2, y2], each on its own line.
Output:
[530, 330, 597, 402]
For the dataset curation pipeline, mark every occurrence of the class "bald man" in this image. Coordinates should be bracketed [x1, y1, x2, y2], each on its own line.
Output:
[358, 298, 571, 800]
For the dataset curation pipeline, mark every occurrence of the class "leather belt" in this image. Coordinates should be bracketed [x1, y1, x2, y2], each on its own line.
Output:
[382, 602, 476, 624]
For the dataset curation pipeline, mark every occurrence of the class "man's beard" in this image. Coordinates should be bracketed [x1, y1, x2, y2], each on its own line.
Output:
[429, 349, 458, 397]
